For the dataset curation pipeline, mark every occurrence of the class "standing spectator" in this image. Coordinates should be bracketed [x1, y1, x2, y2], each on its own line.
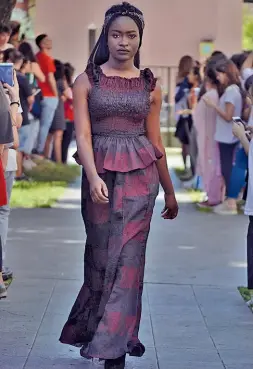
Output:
[0, 71, 23, 283]
[0, 83, 13, 298]
[62, 62, 75, 163]
[44, 60, 69, 163]
[203, 60, 243, 215]
[174, 55, 194, 175]
[0, 24, 14, 51]
[34, 34, 58, 158]
[194, 64, 223, 207]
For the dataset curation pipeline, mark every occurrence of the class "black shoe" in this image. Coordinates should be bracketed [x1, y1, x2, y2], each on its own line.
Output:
[104, 354, 126, 369]
[2, 267, 13, 281]
[129, 342, 145, 357]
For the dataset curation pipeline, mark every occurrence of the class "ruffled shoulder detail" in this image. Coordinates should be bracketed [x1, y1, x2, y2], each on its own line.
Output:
[142, 68, 157, 92]
[85, 62, 100, 86]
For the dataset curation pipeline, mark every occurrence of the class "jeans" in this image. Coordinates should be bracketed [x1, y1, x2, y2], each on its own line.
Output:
[0, 171, 15, 262]
[36, 97, 58, 154]
[27, 117, 40, 154]
[218, 142, 238, 197]
[227, 147, 248, 199]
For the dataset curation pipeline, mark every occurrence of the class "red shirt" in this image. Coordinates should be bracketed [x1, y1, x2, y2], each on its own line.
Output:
[36, 51, 56, 97]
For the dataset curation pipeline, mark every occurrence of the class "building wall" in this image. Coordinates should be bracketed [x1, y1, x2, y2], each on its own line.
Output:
[35, 0, 242, 75]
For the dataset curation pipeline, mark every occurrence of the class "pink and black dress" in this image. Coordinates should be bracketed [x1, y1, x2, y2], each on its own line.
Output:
[60, 63, 163, 359]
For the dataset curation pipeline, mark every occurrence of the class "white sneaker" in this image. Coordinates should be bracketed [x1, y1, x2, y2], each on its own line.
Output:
[213, 202, 238, 215]
[23, 158, 37, 171]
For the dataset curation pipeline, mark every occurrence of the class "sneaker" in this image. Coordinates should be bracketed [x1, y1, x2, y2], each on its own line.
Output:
[0, 283, 7, 299]
[2, 267, 13, 281]
[15, 174, 32, 182]
[213, 202, 238, 215]
[23, 158, 37, 171]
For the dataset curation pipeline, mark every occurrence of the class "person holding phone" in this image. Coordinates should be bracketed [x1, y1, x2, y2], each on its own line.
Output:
[0, 69, 22, 285]
[232, 122, 253, 289]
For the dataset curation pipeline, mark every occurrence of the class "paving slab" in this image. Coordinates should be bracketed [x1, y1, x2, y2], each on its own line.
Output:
[1, 157, 253, 368]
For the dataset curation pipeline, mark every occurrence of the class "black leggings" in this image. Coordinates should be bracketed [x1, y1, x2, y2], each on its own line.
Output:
[62, 121, 74, 164]
[218, 142, 238, 196]
[247, 216, 253, 289]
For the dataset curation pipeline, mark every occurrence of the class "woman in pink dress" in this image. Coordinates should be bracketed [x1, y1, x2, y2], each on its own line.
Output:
[194, 64, 223, 207]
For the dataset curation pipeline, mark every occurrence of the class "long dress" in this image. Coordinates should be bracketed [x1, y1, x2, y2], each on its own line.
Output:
[193, 88, 222, 205]
[59, 64, 162, 360]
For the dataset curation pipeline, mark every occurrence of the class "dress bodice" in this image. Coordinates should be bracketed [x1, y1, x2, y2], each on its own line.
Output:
[83, 63, 163, 173]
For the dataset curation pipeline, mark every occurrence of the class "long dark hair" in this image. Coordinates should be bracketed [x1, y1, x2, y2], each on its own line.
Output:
[216, 59, 247, 112]
[88, 2, 144, 69]
[177, 55, 194, 83]
[64, 62, 75, 86]
[18, 42, 36, 63]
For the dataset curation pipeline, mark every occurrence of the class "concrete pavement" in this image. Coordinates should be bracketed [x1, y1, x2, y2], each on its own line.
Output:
[1, 158, 253, 368]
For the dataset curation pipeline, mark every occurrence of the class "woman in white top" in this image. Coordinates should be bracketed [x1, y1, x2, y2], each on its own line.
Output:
[203, 59, 244, 214]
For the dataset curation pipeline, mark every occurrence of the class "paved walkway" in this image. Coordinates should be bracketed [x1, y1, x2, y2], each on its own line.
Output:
[1, 154, 253, 368]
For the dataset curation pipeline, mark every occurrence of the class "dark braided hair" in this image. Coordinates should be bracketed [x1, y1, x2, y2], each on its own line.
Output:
[88, 2, 144, 69]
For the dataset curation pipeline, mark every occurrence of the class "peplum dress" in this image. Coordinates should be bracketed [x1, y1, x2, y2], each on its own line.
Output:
[60, 63, 163, 360]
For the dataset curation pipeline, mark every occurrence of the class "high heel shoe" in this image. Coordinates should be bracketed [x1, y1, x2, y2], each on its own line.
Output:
[104, 354, 126, 369]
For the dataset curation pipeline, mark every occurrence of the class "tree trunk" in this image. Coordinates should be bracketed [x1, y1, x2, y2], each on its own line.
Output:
[0, 0, 17, 24]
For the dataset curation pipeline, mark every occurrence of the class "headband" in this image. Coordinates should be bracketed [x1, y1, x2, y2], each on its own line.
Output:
[104, 10, 145, 30]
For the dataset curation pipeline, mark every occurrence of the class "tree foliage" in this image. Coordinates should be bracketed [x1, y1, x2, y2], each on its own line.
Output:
[0, 0, 16, 24]
[243, 4, 253, 50]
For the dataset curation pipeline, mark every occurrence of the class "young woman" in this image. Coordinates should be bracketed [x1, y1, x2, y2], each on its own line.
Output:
[203, 60, 244, 215]
[194, 64, 223, 207]
[174, 55, 194, 177]
[44, 60, 69, 163]
[59, 2, 178, 368]
[0, 72, 21, 297]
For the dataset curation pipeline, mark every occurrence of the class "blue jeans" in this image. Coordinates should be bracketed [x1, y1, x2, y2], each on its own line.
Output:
[0, 170, 15, 262]
[227, 147, 248, 199]
[36, 97, 58, 154]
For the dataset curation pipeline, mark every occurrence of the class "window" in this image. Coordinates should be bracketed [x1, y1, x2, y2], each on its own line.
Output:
[89, 29, 96, 54]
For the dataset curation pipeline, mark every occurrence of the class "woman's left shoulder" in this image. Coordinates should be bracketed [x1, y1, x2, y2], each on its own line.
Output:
[142, 68, 158, 93]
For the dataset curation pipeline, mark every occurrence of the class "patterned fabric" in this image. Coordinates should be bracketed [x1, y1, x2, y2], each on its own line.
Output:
[60, 64, 162, 359]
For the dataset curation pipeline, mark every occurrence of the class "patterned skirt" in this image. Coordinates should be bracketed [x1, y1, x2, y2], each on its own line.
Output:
[59, 163, 159, 359]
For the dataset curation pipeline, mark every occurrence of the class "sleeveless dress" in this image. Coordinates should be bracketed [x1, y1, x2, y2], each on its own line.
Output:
[60, 64, 163, 360]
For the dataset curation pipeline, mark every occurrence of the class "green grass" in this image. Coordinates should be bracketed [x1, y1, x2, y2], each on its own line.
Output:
[10, 181, 67, 208]
[10, 161, 81, 208]
[238, 286, 253, 312]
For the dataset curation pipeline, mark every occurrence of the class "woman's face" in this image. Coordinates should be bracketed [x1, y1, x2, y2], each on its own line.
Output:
[216, 71, 227, 85]
[108, 16, 140, 63]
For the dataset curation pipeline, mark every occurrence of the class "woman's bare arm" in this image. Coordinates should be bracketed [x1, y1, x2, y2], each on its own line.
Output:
[73, 73, 98, 182]
[73, 73, 108, 203]
[146, 84, 175, 196]
[31, 62, 45, 83]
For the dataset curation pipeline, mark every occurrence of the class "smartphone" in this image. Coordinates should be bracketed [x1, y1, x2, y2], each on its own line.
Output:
[0, 63, 14, 86]
[232, 116, 246, 128]
[33, 88, 41, 96]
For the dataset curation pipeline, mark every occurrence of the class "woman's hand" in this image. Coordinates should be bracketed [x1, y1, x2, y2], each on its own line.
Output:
[202, 96, 215, 108]
[162, 194, 178, 220]
[232, 122, 246, 139]
[89, 175, 109, 204]
[3, 70, 19, 103]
